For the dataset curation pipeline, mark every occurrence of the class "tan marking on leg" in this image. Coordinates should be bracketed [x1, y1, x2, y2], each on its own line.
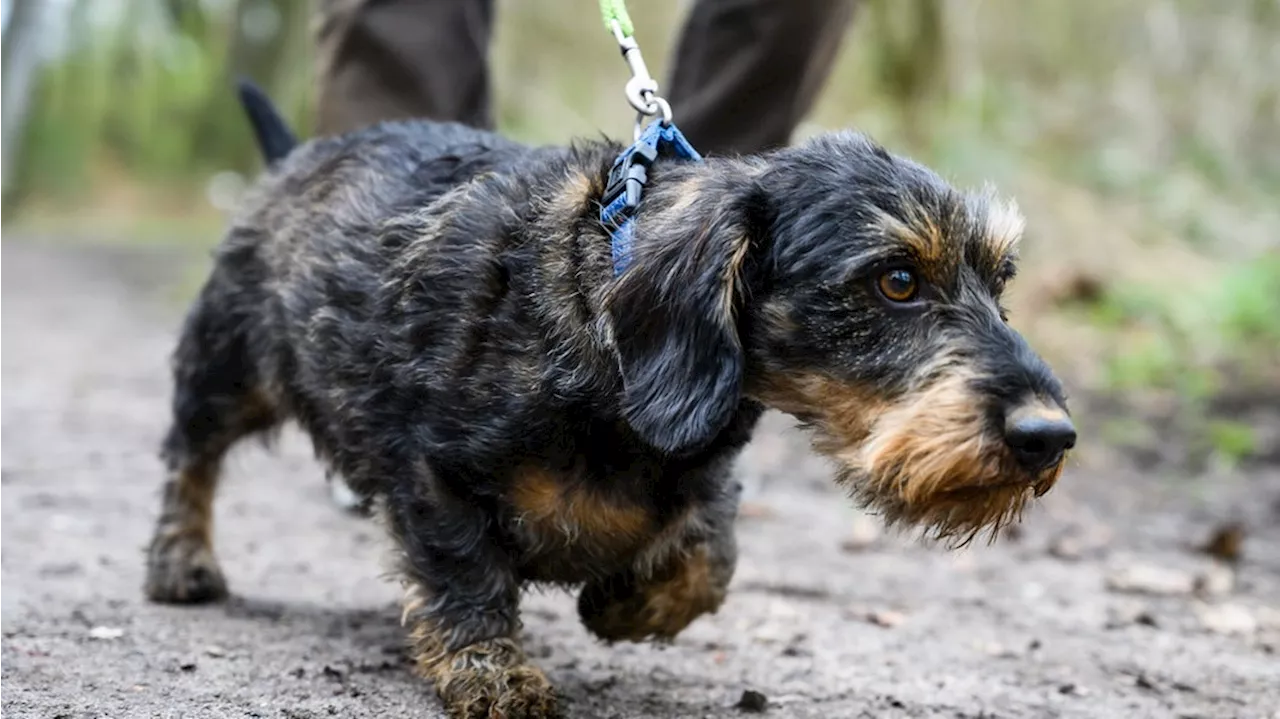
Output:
[579, 544, 730, 643]
[145, 460, 227, 603]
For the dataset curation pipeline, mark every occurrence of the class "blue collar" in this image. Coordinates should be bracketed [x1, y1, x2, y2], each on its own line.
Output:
[598, 119, 703, 276]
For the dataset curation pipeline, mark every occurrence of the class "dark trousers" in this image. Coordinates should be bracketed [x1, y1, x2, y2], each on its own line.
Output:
[315, 0, 856, 156]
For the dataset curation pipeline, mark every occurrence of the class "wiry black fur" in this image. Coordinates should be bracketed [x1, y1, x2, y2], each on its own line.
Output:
[147, 89, 1069, 718]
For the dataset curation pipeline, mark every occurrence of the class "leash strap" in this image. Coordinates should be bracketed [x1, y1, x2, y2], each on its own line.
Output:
[598, 0, 635, 37]
[596, 0, 703, 277]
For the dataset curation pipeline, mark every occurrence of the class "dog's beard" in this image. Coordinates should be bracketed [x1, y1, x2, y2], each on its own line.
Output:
[816, 370, 1065, 546]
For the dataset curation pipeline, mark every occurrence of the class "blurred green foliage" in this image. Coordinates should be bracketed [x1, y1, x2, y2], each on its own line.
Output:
[6, 0, 313, 207]
[4, 0, 1278, 446]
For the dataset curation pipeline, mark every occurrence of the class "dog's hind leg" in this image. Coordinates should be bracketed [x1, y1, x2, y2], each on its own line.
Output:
[145, 271, 278, 604]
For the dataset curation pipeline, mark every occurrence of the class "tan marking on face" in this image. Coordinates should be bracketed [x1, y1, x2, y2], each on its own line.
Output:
[870, 203, 951, 280]
[845, 367, 1065, 544]
[751, 363, 1064, 545]
[1005, 400, 1070, 428]
[979, 188, 1025, 256]
[748, 372, 887, 447]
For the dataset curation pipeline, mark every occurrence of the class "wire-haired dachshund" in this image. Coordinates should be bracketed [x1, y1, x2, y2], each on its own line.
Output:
[145, 82, 1075, 719]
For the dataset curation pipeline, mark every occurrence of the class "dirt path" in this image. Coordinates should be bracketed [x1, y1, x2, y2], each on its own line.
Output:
[3, 240, 1278, 719]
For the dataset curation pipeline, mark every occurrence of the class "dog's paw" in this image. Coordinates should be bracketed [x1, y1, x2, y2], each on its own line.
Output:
[445, 663, 560, 719]
[144, 534, 228, 604]
[578, 579, 693, 643]
[578, 553, 726, 644]
[420, 638, 561, 719]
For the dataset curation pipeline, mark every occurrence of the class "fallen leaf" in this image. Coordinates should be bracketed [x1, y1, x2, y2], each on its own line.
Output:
[1199, 522, 1245, 563]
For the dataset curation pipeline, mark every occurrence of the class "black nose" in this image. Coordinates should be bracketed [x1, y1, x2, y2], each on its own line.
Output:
[1004, 404, 1076, 472]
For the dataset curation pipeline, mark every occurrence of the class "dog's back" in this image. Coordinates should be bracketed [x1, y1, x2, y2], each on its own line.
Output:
[168, 86, 626, 497]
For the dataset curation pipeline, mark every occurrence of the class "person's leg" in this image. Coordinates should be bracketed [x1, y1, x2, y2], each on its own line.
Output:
[664, 0, 857, 156]
[314, 0, 495, 136]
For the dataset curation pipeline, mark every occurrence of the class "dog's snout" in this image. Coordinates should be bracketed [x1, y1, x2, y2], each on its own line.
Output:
[1003, 403, 1076, 472]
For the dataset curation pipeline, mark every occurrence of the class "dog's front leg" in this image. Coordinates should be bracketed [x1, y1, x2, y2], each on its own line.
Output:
[386, 488, 559, 719]
[577, 499, 740, 644]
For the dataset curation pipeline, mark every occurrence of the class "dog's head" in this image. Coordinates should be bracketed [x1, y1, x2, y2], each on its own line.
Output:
[604, 131, 1073, 543]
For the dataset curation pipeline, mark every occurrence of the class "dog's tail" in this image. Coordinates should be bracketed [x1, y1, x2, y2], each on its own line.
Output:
[236, 78, 298, 167]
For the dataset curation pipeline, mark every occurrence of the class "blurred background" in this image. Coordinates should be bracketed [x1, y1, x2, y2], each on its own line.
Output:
[3, 0, 1278, 467]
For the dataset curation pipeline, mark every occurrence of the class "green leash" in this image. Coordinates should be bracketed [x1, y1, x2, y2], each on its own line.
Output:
[598, 0, 635, 37]
[598, 0, 671, 139]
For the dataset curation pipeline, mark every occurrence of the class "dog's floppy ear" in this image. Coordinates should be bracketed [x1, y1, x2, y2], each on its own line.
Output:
[605, 179, 767, 456]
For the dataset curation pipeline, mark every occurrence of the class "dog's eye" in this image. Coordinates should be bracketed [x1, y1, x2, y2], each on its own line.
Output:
[877, 269, 919, 303]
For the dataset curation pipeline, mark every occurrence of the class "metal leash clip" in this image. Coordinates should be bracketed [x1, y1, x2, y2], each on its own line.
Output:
[609, 19, 673, 140]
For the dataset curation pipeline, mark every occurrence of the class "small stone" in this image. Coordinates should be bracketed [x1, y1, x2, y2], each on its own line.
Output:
[1049, 524, 1113, 561]
[1048, 535, 1083, 560]
[88, 626, 124, 640]
[1194, 602, 1256, 635]
[1192, 564, 1234, 598]
[179, 662, 197, 672]
[1058, 683, 1088, 697]
[204, 645, 227, 658]
[735, 689, 768, 713]
[1105, 563, 1194, 596]
[1106, 600, 1156, 629]
[840, 515, 881, 552]
[738, 502, 776, 520]
[866, 609, 907, 628]
[983, 642, 1019, 659]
